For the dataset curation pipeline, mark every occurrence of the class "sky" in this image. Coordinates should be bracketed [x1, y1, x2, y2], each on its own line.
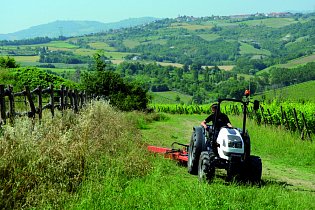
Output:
[1, 0, 315, 34]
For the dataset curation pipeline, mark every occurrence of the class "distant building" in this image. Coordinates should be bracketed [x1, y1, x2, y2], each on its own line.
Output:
[267, 12, 292, 17]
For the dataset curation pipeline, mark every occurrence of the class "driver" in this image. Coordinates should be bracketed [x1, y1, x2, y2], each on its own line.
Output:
[201, 103, 232, 131]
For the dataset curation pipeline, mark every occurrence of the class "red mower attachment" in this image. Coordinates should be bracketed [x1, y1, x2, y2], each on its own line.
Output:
[147, 142, 189, 165]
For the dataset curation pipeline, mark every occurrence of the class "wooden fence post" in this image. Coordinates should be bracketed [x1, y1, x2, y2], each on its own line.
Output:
[25, 86, 36, 119]
[65, 87, 69, 109]
[69, 90, 74, 109]
[60, 85, 65, 112]
[38, 86, 42, 121]
[74, 89, 79, 113]
[0, 85, 6, 125]
[8, 86, 15, 124]
[49, 84, 54, 117]
[80, 92, 84, 109]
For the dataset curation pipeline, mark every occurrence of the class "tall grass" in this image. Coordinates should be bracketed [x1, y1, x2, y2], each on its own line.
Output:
[0, 100, 151, 209]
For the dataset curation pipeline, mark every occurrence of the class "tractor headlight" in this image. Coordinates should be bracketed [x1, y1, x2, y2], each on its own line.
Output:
[227, 135, 242, 148]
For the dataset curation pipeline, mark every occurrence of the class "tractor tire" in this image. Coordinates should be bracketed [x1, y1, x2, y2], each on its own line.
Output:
[187, 126, 206, 175]
[227, 160, 242, 181]
[198, 151, 215, 183]
[242, 156, 262, 183]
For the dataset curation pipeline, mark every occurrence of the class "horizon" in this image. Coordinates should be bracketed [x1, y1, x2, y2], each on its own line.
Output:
[2, 0, 315, 34]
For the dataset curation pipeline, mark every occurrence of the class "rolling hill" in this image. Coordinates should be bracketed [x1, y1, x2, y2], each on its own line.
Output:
[254, 80, 315, 102]
[0, 17, 159, 40]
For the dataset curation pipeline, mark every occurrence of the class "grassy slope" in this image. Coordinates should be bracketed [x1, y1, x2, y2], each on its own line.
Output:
[150, 91, 193, 104]
[239, 42, 271, 56]
[257, 53, 315, 75]
[254, 80, 315, 102]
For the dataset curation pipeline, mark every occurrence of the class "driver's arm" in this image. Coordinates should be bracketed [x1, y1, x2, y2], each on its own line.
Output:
[201, 120, 208, 129]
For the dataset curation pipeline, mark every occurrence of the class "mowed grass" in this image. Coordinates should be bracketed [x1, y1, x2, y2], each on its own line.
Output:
[151, 91, 193, 104]
[239, 42, 271, 56]
[254, 80, 315, 102]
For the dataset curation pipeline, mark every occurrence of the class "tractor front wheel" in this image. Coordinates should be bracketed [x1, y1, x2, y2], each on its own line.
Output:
[198, 151, 215, 183]
[188, 127, 206, 175]
[241, 155, 262, 183]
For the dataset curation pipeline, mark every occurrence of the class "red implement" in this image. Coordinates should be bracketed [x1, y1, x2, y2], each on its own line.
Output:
[147, 142, 189, 165]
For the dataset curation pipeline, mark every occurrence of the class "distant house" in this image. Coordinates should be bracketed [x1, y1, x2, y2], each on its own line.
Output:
[267, 12, 292, 17]
[230, 14, 252, 19]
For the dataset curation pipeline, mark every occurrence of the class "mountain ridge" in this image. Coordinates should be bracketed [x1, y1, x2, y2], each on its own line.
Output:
[0, 17, 159, 40]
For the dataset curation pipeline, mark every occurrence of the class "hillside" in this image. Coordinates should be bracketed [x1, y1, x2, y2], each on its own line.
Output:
[1, 12, 315, 102]
[0, 17, 159, 40]
[254, 80, 315, 103]
[1, 12, 313, 69]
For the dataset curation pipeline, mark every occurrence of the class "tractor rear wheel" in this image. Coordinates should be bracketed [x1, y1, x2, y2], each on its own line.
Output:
[188, 127, 206, 175]
[198, 151, 215, 183]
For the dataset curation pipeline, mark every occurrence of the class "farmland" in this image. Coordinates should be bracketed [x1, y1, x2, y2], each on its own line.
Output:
[1, 101, 314, 209]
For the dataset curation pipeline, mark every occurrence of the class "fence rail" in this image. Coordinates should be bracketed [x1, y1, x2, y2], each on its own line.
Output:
[0, 84, 90, 125]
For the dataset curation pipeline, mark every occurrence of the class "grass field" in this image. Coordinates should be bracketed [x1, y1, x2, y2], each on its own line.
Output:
[203, 65, 235, 71]
[242, 18, 297, 28]
[73, 48, 97, 56]
[198, 33, 221, 41]
[25, 41, 79, 50]
[151, 91, 193, 104]
[239, 42, 271, 56]
[257, 53, 315, 75]
[12, 55, 39, 63]
[254, 80, 315, 102]
[123, 39, 141, 48]
[279, 53, 315, 68]
[170, 22, 214, 30]
[88, 42, 116, 51]
[67, 112, 314, 209]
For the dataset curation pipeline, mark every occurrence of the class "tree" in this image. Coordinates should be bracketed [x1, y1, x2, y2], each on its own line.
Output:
[0, 56, 19, 68]
[81, 54, 149, 111]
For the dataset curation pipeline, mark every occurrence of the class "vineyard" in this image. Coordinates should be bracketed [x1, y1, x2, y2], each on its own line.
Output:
[150, 100, 315, 140]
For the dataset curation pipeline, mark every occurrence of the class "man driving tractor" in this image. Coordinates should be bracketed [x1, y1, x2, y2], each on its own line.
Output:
[201, 103, 233, 131]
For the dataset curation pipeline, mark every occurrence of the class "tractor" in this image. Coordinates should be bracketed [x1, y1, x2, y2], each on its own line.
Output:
[187, 97, 262, 183]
